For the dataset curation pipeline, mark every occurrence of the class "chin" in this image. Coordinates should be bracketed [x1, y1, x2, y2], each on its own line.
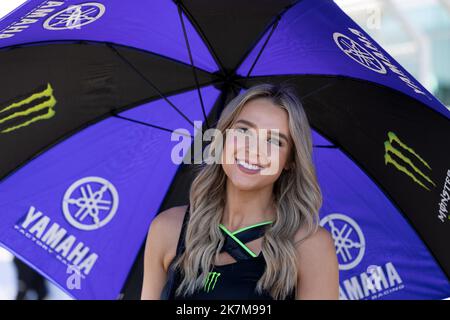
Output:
[229, 173, 268, 191]
[235, 182, 260, 191]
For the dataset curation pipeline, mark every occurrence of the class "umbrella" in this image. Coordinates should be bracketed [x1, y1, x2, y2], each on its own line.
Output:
[0, 0, 449, 300]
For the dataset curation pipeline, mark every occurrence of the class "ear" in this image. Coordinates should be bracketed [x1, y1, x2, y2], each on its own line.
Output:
[284, 151, 295, 171]
[284, 161, 294, 171]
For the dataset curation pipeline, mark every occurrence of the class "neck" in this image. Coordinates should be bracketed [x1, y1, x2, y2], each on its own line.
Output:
[221, 178, 276, 232]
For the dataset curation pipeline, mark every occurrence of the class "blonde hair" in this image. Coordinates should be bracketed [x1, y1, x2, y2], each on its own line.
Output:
[171, 83, 322, 299]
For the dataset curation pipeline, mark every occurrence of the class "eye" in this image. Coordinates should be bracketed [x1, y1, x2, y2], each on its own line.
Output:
[268, 137, 282, 146]
[236, 127, 249, 134]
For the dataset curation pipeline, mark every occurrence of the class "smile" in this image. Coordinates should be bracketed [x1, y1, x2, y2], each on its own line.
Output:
[235, 158, 263, 174]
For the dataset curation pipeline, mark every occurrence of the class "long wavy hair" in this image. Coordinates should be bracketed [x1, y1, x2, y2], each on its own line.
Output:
[171, 83, 322, 299]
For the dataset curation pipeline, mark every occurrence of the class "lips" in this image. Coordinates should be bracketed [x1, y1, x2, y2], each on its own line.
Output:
[235, 158, 263, 175]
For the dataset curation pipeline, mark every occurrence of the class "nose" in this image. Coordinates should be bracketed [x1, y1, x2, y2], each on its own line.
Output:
[237, 135, 271, 168]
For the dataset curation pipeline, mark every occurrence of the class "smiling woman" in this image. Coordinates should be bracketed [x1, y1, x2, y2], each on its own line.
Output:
[141, 83, 339, 300]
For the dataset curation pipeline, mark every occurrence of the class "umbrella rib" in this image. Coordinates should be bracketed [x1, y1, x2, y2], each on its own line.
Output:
[177, 3, 210, 130]
[107, 43, 198, 130]
[229, 1, 299, 77]
[245, 16, 280, 78]
[111, 112, 194, 138]
[175, 0, 226, 75]
[301, 78, 340, 100]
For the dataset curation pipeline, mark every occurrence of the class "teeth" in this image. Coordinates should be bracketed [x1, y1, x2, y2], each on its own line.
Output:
[236, 159, 261, 170]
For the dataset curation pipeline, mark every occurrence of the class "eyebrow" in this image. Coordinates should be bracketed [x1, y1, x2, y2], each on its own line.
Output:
[234, 119, 290, 144]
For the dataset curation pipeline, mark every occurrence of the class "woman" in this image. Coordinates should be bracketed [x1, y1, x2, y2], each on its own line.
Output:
[141, 83, 339, 300]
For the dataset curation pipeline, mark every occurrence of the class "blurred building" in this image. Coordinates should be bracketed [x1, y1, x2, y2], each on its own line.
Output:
[335, 0, 450, 109]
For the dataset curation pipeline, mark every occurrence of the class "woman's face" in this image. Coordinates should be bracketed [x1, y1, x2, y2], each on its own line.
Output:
[221, 98, 294, 191]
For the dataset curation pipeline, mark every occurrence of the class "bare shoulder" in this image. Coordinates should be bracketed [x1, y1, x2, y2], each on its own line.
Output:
[150, 204, 188, 235]
[146, 204, 189, 271]
[293, 224, 336, 257]
[293, 224, 339, 299]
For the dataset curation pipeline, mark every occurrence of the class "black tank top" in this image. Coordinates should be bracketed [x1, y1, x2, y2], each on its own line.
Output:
[160, 205, 296, 300]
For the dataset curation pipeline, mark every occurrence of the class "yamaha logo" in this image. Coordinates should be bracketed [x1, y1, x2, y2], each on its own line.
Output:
[333, 32, 387, 74]
[62, 176, 119, 231]
[43, 2, 106, 30]
[321, 213, 404, 299]
[320, 213, 366, 271]
[333, 27, 427, 97]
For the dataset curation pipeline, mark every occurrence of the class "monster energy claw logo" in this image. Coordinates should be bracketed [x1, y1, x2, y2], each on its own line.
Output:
[204, 271, 221, 293]
[384, 131, 436, 191]
[0, 83, 56, 133]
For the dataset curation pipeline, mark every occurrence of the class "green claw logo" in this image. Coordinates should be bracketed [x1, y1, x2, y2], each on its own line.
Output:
[204, 271, 221, 293]
[0, 83, 56, 134]
[384, 131, 436, 191]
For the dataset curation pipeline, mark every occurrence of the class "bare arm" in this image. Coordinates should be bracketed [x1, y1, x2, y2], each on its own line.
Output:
[295, 226, 339, 300]
[141, 205, 187, 300]
[141, 213, 168, 300]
